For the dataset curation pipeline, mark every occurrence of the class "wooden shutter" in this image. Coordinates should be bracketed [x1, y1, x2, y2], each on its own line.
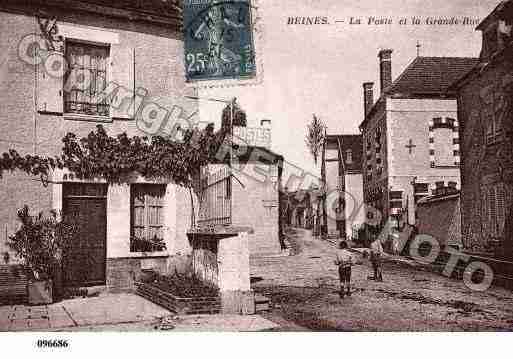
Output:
[497, 183, 506, 236]
[36, 47, 64, 114]
[109, 45, 134, 119]
[481, 188, 488, 233]
[489, 187, 497, 237]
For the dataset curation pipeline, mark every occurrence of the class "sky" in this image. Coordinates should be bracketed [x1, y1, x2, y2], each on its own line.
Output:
[196, 0, 500, 180]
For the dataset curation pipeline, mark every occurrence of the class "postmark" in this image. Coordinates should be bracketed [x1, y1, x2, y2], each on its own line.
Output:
[184, 0, 263, 88]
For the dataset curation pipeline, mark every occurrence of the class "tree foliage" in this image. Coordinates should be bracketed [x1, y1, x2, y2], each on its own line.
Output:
[221, 99, 247, 129]
[305, 114, 326, 165]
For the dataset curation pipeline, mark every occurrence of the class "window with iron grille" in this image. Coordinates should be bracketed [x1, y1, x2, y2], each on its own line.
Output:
[130, 184, 166, 252]
[64, 41, 110, 117]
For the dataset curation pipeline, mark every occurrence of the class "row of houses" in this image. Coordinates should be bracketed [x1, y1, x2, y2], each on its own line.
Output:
[0, 0, 284, 291]
[321, 0, 513, 259]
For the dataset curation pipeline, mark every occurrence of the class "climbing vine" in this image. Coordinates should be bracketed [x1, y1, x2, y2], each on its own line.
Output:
[0, 124, 229, 189]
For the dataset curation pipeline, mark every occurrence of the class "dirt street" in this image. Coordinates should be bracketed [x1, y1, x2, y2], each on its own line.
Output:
[251, 228, 513, 331]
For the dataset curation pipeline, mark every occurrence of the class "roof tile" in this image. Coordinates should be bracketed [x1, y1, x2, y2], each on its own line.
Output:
[386, 57, 479, 96]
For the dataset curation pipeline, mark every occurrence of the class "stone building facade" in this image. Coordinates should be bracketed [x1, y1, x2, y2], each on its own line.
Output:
[360, 49, 477, 233]
[322, 134, 365, 240]
[0, 0, 197, 290]
[451, 0, 513, 257]
[199, 144, 284, 258]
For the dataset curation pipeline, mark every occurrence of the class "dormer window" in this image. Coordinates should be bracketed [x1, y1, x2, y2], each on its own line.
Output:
[498, 19, 512, 47]
[480, 15, 513, 60]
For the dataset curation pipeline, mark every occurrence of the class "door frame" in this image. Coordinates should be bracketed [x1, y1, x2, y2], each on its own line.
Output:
[62, 182, 108, 287]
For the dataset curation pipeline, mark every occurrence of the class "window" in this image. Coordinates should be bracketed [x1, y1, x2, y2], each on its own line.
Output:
[485, 114, 504, 145]
[64, 41, 110, 117]
[414, 183, 429, 204]
[390, 201, 403, 209]
[130, 184, 166, 252]
[346, 149, 353, 164]
[389, 191, 403, 200]
[482, 183, 507, 239]
[481, 84, 506, 145]
[414, 183, 429, 194]
[433, 127, 454, 166]
[430, 117, 459, 167]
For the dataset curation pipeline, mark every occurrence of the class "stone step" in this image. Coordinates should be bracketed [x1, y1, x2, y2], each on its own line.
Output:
[0, 265, 29, 305]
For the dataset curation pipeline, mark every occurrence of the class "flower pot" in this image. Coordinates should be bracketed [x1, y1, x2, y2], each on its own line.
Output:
[28, 279, 53, 305]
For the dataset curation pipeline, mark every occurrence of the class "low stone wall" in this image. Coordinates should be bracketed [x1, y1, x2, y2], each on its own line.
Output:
[106, 257, 168, 292]
[135, 281, 221, 315]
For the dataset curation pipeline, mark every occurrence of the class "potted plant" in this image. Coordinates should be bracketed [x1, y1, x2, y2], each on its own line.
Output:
[7, 206, 77, 304]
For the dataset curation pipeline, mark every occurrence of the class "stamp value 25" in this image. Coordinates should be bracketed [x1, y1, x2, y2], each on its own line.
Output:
[184, 0, 256, 82]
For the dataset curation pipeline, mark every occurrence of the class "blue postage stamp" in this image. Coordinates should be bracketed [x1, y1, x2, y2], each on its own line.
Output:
[184, 0, 256, 82]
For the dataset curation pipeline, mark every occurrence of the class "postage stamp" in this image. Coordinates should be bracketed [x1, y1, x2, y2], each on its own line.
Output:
[183, 0, 262, 87]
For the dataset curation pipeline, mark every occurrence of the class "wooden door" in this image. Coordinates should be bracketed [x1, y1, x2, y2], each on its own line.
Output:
[63, 184, 107, 287]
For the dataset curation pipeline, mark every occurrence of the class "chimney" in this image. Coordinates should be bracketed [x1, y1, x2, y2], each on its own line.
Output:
[363, 82, 374, 118]
[260, 119, 271, 128]
[378, 49, 393, 93]
[260, 119, 271, 149]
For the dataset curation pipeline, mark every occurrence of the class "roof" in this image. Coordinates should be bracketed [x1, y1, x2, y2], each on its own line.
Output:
[213, 144, 284, 165]
[450, 1, 513, 90]
[360, 56, 478, 129]
[417, 191, 459, 205]
[1, 0, 182, 27]
[84, 0, 182, 19]
[477, 0, 513, 31]
[385, 57, 479, 97]
[326, 134, 363, 173]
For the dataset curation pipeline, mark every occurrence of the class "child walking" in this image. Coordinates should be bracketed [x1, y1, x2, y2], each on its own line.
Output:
[334, 241, 354, 298]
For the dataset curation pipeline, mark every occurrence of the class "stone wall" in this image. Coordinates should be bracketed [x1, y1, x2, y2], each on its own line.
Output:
[0, 8, 197, 285]
[457, 58, 513, 255]
[387, 98, 461, 224]
[231, 165, 281, 256]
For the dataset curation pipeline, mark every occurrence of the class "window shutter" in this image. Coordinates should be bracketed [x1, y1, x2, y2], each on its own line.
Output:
[482, 189, 488, 233]
[109, 45, 134, 119]
[497, 184, 506, 235]
[489, 187, 497, 237]
[36, 48, 64, 114]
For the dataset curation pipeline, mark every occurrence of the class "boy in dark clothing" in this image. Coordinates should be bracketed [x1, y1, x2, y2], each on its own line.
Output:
[334, 241, 354, 298]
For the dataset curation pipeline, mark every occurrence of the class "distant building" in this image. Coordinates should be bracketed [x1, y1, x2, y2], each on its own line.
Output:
[200, 144, 285, 257]
[450, 0, 513, 257]
[283, 190, 312, 229]
[360, 49, 478, 238]
[321, 134, 365, 240]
